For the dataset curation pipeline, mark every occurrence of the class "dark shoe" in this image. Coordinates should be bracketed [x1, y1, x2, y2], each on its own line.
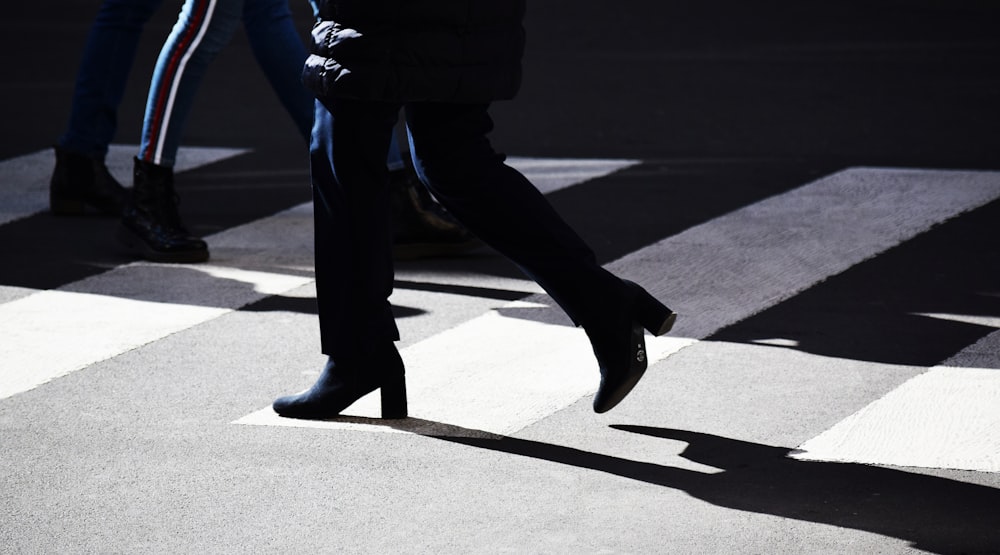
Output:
[49, 146, 129, 216]
[389, 165, 481, 260]
[273, 347, 408, 420]
[587, 280, 677, 414]
[118, 157, 209, 263]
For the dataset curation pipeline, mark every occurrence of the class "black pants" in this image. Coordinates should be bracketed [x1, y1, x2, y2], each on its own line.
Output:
[310, 98, 624, 358]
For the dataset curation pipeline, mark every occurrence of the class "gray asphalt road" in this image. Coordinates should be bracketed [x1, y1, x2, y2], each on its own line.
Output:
[2, 2, 1000, 553]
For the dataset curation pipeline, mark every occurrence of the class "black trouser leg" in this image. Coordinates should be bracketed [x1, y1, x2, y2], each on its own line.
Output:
[311, 98, 402, 357]
[405, 102, 624, 325]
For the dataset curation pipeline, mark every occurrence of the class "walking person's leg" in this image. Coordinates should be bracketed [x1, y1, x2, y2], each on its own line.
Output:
[52, 0, 166, 216]
[60, 0, 166, 159]
[310, 98, 402, 357]
[119, 0, 245, 262]
[138, 0, 243, 167]
[241, 0, 314, 139]
[405, 101, 677, 413]
[273, 99, 676, 419]
[272, 97, 408, 420]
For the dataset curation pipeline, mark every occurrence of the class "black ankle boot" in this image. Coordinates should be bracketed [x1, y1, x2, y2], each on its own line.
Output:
[586, 280, 677, 414]
[273, 346, 408, 420]
[49, 146, 128, 217]
[117, 157, 209, 263]
[389, 164, 481, 260]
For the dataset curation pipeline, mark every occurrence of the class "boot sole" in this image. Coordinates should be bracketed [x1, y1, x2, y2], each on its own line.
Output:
[116, 226, 210, 264]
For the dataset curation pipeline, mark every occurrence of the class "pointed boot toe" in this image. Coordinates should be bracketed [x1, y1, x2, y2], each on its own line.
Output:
[586, 280, 677, 413]
[590, 319, 648, 414]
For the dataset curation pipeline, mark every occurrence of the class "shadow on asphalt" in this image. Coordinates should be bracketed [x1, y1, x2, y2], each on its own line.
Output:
[709, 198, 1000, 368]
[243, 293, 426, 320]
[430, 423, 999, 554]
[315, 415, 1000, 553]
[492, 196, 1000, 369]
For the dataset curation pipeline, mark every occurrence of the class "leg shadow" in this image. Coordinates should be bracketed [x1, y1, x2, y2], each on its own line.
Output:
[421, 423, 1000, 553]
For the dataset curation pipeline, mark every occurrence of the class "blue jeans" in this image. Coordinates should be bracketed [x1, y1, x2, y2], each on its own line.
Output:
[58, 0, 166, 159]
[310, 99, 617, 357]
[61, 0, 405, 169]
[139, 0, 315, 166]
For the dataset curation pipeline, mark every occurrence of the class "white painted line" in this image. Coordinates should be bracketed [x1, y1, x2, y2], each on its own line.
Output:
[242, 167, 1000, 435]
[235, 302, 696, 435]
[792, 326, 1000, 472]
[0, 263, 313, 400]
[0, 291, 226, 399]
[506, 157, 639, 194]
[792, 364, 1000, 472]
[603, 167, 1000, 340]
[913, 312, 1000, 329]
[0, 144, 249, 225]
[0, 156, 636, 401]
[109, 144, 252, 186]
[0, 149, 627, 226]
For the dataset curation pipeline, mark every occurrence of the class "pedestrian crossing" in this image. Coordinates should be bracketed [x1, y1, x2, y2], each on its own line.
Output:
[240, 167, 1000, 476]
[1, 148, 999, 473]
[0, 145, 249, 226]
[793, 360, 1000, 472]
[0, 147, 638, 402]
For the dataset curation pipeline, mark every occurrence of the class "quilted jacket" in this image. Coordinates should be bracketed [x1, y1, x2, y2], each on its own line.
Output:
[302, 0, 526, 102]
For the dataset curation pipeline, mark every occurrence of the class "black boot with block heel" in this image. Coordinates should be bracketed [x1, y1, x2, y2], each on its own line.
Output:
[586, 280, 677, 414]
[272, 346, 408, 420]
[49, 146, 129, 217]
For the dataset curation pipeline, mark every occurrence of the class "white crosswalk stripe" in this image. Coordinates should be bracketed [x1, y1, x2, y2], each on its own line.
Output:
[792, 329, 1000, 472]
[0, 144, 249, 226]
[0, 152, 636, 401]
[2, 150, 999, 473]
[240, 167, 1000, 453]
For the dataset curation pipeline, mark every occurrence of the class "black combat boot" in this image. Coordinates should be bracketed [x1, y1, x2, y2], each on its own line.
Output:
[389, 163, 481, 260]
[117, 157, 209, 263]
[49, 146, 129, 216]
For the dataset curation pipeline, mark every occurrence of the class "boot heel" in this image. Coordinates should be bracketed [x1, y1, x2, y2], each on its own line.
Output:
[379, 372, 408, 419]
[626, 280, 677, 336]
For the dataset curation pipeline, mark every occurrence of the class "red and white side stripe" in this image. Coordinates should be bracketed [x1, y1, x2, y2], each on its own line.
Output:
[142, 0, 218, 165]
